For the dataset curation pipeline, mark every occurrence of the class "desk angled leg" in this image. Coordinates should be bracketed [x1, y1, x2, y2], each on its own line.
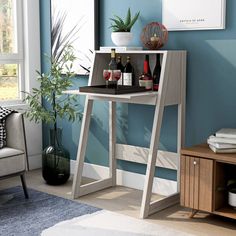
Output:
[140, 53, 180, 218]
[177, 51, 186, 192]
[109, 101, 117, 186]
[72, 97, 93, 199]
[140, 103, 164, 218]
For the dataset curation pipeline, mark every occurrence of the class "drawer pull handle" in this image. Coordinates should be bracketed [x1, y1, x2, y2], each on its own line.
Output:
[193, 161, 197, 165]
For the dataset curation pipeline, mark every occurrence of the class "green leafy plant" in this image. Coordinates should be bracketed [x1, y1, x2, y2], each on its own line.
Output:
[24, 45, 79, 131]
[227, 179, 236, 194]
[110, 8, 140, 32]
[23, 11, 83, 131]
[217, 179, 236, 194]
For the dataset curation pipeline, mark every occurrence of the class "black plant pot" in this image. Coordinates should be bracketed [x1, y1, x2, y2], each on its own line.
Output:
[42, 128, 70, 185]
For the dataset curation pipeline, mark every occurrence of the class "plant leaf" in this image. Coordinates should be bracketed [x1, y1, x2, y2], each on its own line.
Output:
[127, 11, 140, 31]
[114, 15, 125, 25]
[110, 18, 125, 29]
[125, 8, 131, 26]
[227, 179, 236, 187]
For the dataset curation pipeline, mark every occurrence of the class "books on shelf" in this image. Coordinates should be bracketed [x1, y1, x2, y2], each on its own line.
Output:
[207, 135, 236, 145]
[207, 128, 236, 153]
[209, 145, 236, 153]
[215, 128, 236, 139]
[207, 140, 236, 149]
[99, 46, 143, 52]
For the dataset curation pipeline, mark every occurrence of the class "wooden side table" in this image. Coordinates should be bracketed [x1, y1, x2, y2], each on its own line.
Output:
[181, 144, 236, 219]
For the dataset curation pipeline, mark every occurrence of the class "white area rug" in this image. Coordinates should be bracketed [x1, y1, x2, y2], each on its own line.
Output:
[42, 210, 194, 236]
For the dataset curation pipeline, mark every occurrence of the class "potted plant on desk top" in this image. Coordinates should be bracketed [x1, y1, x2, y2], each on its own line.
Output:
[110, 8, 140, 47]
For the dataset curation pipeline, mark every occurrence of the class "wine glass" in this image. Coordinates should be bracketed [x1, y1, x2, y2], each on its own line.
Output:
[113, 70, 121, 82]
[103, 69, 111, 87]
[110, 70, 121, 89]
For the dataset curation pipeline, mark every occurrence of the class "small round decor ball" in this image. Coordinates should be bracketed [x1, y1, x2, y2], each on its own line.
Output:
[141, 22, 168, 50]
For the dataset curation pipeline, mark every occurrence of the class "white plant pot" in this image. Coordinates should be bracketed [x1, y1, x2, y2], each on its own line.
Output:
[228, 191, 236, 208]
[111, 32, 133, 47]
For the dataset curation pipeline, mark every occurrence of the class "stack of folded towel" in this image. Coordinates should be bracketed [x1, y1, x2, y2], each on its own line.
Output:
[207, 128, 236, 153]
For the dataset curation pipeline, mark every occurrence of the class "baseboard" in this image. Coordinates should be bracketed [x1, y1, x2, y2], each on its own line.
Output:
[70, 160, 177, 196]
[28, 154, 42, 170]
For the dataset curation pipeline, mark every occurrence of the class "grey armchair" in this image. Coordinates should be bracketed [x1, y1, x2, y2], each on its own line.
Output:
[0, 112, 29, 198]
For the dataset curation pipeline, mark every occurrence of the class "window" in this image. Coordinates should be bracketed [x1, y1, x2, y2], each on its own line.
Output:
[0, 0, 42, 170]
[0, 0, 23, 103]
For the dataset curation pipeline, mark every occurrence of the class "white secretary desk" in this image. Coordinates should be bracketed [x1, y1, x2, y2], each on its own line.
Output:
[66, 50, 186, 218]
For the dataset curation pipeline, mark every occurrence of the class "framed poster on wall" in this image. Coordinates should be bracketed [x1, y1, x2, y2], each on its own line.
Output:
[162, 0, 226, 31]
[51, 0, 99, 75]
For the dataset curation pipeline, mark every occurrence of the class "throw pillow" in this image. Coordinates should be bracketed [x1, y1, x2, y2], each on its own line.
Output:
[0, 107, 14, 149]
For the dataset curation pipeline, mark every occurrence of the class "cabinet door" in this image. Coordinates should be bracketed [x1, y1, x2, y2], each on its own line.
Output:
[180, 155, 213, 212]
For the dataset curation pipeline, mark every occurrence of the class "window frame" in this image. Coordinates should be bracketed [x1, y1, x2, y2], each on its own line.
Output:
[0, 0, 41, 108]
[0, 0, 24, 105]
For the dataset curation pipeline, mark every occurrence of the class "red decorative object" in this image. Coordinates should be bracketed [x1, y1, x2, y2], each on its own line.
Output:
[140, 22, 168, 50]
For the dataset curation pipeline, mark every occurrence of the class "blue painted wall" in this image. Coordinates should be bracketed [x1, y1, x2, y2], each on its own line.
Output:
[40, 0, 236, 181]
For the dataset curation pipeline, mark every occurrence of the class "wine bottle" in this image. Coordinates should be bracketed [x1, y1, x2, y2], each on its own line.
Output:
[117, 56, 124, 85]
[123, 56, 134, 86]
[142, 55, 152, 80]
[153, 54, 161, 91]
[109, 48, 117, 70]
[144, 55, 152, 77]
[138, 54, 153, 90]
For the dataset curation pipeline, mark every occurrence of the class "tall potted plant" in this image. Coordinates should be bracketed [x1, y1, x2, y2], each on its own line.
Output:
[24, 45, 78, 185]
[110, 8, 140, 46]
[24, 12, 80, 185]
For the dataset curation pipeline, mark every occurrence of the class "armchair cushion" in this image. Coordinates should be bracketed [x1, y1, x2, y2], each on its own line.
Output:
[0, 147, 25, 176]
[0, 147, 24, 158]
[0, 113, 28, 177]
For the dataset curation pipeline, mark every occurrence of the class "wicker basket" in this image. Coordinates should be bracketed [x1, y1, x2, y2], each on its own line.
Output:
[140, 22, 168, 50]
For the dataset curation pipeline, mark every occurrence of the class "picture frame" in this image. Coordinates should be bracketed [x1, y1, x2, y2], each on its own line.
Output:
[50, 0, 99, 75]
[162, 0, 226, 31]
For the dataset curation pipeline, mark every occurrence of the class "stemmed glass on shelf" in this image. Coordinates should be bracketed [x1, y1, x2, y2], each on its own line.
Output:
[103, 69, 121, 88]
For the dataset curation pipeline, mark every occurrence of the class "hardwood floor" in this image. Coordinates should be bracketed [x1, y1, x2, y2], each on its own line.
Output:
[1, 169, 236, 236]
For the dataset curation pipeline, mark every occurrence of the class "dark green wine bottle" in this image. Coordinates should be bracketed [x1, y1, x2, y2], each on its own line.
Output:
[123, 56, 134, 86]
[117, 56, 124, 85]
[153, 54, 161, 91]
